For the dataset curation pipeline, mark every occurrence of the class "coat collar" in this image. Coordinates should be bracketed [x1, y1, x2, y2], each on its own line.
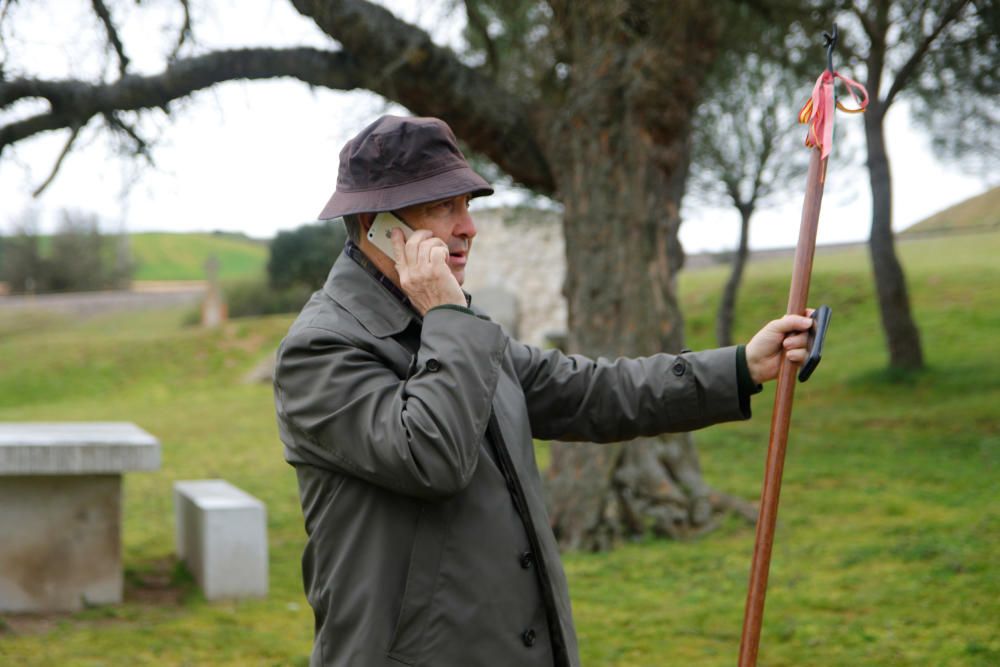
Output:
[322, 251, 417, 338]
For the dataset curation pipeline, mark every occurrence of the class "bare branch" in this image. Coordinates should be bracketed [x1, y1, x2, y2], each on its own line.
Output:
[1, 110, 81, 155]
[291, 0, 554, 194]
[104, 111, 152, 162]
[6, 1, 553, 194]
[1, 47, 362, 152]
[31, 123, 82, 197]
[169, 0, 193, 62]
[884, 0, 971, 109]
[90, 0, 130, 77]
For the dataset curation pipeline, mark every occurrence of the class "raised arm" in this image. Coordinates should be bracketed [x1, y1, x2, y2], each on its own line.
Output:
[509, 341, 748, 442]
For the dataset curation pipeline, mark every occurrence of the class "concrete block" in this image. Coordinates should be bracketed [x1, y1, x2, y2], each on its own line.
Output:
[174, 480, 268, 600]
[0, 422, 160, 613]
[0, 422, 160, 475]
[0, 475, 121, 612]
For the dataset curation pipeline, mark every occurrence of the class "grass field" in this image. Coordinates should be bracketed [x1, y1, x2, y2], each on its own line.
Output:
[129, 232, 267, 281]
[0, 230, 997, 666]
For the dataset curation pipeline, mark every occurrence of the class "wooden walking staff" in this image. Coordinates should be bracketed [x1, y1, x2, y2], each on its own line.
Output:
[737, 25, 867, 667]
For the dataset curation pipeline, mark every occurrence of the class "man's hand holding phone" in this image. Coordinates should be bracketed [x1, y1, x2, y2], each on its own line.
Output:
[390, 228, 467, 316]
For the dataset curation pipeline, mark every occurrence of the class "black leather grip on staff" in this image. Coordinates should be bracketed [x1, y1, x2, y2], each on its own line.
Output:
[798, 305, 831, 382]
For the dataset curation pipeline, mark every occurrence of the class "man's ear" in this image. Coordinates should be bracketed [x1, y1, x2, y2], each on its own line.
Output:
[359, 212, 375, 231]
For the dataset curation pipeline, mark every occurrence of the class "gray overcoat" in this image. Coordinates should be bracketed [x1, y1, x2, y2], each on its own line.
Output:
[273, 253, 750, 667]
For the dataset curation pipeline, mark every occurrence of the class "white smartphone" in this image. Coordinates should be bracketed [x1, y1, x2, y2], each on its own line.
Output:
[367, 212, 414, 259]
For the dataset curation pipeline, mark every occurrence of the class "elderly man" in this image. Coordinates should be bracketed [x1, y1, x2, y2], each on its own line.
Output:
[273, 115, 812, 667]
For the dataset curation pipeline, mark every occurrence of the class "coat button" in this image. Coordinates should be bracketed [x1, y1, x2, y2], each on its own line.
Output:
[519, 551, 534, 569]
[521, 628, 536, 647]
[426, 358, 441, 372]
[672, 361, 685, 376]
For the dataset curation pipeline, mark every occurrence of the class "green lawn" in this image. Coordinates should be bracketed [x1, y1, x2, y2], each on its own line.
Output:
[129, 232, 267, 281]
[0, 231, 997, 666]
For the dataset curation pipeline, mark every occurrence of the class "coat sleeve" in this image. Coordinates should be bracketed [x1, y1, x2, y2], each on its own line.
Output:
[274, 308, 507, 499]
[508, 341, 749, 442]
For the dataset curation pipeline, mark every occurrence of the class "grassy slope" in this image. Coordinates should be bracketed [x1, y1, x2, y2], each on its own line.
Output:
[129, 232, 267, 281]
[0, 232, 997, 666]
[901, 185, 1000, 235]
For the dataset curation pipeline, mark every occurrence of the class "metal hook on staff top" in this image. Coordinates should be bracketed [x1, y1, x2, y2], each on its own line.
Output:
[824, 24, 838, 73]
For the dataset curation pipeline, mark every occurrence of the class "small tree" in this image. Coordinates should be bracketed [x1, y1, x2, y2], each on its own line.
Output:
[1, 209, 44, 294]
[267, 219, 348, 290]
[832, 0, 999, 371]
[690, 53, 810, 347]
[1, 209, 133, 294]
[48, 211, 106, 292]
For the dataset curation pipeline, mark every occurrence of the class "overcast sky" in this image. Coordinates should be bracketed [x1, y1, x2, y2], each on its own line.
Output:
[1, 0, 994, 253]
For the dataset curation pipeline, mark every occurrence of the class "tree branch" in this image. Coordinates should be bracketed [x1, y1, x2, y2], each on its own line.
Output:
[91, 0, 130, 77]
[169, 0, 194, 62]
[31, 123, 82, 197]
[104, 110, 152, 161]
[884, 0, 971, 109]
[1, 47, 362, 153]
[291, 0, 554, 194]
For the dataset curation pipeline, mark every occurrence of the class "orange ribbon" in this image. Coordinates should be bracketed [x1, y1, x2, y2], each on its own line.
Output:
[798, 70, 869, 160]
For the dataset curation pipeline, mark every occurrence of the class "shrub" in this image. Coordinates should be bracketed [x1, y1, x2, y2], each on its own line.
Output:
[267, 219, 346, 290]
[1, 208, 133, 294]
[223, 280, 315, 319]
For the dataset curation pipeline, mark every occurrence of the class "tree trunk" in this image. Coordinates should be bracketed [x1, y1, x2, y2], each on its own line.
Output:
[542, 62, 755, 549]
[864, 105, 925, 371]
[716, 206, 752, 348]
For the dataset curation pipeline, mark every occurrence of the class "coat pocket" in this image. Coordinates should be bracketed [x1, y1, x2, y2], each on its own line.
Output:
[387, 503, 449, 664]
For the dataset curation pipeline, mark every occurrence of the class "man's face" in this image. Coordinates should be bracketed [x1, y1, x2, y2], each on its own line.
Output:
[395, 194, 477, 285]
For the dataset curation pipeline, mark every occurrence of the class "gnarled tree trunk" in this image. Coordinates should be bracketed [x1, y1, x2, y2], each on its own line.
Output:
[541, 7, 755, 550]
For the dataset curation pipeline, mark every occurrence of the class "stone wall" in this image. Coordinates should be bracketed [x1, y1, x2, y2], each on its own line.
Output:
[462, 207, 567, 348]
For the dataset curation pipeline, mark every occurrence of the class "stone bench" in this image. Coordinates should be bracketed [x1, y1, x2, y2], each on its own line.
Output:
[0, 422, 160, 612]
[173, 479, 268, 600]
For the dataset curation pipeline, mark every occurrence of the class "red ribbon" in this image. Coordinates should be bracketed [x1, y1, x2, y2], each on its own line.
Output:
[798, 70, 869, 159]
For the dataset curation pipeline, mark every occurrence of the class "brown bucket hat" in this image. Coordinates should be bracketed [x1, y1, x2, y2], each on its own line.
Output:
[317, 115, 494, 220]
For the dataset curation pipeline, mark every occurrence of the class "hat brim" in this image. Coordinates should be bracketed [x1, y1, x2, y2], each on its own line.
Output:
[318, 165, 493, 220]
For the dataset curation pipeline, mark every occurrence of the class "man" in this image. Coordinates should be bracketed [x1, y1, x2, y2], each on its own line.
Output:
[273, 115, 812, 667]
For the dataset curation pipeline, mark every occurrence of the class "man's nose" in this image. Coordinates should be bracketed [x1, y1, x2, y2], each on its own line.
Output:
[454, 209, 477, 239]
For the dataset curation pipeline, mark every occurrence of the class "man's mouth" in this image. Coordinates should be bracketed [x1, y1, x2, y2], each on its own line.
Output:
[448, 240, 469, 265]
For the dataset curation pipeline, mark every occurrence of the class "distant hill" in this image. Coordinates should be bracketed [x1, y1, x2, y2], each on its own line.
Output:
[130, 232, 267, 281]
[901, 185, 1000, 236]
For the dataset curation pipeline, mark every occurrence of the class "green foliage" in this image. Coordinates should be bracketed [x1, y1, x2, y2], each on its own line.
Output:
[906, 0, 1000, 173]
[690, 52, 811, 212]
[266, 219, 346, 290]
[0, 231, 997, 665]
[0, 218, 43, 294]
[830, 0, 1000, 172]
[1, 209, 133, 293]
[222, 280, 315, 319]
